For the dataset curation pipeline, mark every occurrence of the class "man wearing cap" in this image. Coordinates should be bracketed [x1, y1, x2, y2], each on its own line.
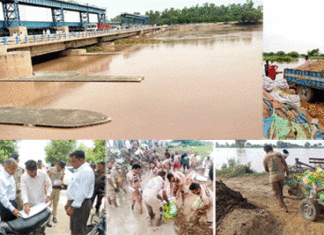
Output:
[48, 160, 66, 223]
[65, 150, 95, 235]
[8, 153, 24, 211]
[0, 158, 21, 222]
[37, 160, 47, 174]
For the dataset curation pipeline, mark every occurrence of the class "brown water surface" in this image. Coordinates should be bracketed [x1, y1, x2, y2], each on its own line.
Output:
[0, 24, 263, 139]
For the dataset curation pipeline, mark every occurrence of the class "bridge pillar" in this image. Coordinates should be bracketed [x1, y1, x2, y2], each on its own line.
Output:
[8, 26, 27, 36]
[0, 51, 33, 79]
[56, 26, 69, 34]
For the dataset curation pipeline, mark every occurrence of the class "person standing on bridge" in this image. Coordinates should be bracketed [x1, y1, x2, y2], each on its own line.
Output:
[263, 144, 289, 212]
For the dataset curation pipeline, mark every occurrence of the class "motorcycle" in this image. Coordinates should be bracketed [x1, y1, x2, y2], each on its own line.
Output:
[0, 207, 51, 235]
[86, 212, 106, 235]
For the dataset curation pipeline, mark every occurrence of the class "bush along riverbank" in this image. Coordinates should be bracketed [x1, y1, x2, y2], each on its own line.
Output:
[263, 49, 324, 62]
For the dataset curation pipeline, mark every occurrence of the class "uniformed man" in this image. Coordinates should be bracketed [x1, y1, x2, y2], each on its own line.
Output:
[189, 183, 213, 229]
[8, 153, 24, 211]
[91, 162, 106, 215]
[106, 161, 118, 207]
[48, 160, 66, 223]
[167, 172, 186, 205]
[126, 164, 142, 214]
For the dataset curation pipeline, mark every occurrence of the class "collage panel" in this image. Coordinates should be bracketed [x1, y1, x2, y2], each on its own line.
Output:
[106, 140, 214, 235]
[0, 0, 263, 140]
[216, 140, 324, 235]
[263, 0, 324, 140]
[0, 140, 107, 235]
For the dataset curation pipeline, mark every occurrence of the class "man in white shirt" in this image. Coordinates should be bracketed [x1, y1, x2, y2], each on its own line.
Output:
[65, 150, 95, 235]
[21, 159, 52, 234]
[143, 171, 170, 226]
[21, 160, 52, 212]
[0, 158, 21, 222]
[125, 140, 132, 153]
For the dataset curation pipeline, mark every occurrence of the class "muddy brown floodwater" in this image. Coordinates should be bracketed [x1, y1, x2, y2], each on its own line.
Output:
[0, 24, 263, 139]
[108, 171, 177, 235]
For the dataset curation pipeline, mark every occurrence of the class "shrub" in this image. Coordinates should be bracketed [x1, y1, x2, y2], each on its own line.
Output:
[277, 51, 286, 56]
[288, 51, 299, 58]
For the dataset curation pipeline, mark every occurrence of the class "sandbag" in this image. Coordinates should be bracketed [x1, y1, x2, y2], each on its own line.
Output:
[269, 88, 301, 108]
[164, 202, 177, 219]
[263, 76, 275, 91]
[7, 207, 51, 235]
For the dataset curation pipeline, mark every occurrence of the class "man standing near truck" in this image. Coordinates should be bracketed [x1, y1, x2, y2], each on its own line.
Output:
[263, 144, 289, 212]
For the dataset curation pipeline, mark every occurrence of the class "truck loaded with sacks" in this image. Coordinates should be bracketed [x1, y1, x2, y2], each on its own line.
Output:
[284, 60, 324, 102]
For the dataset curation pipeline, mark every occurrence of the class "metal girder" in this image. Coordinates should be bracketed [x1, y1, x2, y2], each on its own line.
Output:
[2, 0, 20, 27]
[1, 0, 106, 14]
[98, 13, 105, 24]
[120, 13, 149, 26]
[80, 11, 89, 24]
[52, 8, 64, 27]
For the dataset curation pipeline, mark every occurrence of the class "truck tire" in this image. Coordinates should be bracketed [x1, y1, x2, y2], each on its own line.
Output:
[299, 198, 320, 221]
[296, 86, 314, 102]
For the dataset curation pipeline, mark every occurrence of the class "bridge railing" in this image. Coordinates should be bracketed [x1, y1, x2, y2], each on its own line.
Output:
[0, 26, 161, 47]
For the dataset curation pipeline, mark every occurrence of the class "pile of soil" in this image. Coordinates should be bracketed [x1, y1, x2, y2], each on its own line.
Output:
[216, 180, 257, 224]
[295, 60, 324, 72]
[174, 210, 212, 235]
[216, 180, 281, 235]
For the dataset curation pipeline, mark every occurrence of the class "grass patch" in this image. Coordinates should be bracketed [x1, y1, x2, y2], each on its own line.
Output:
[86, 45, 105, 53]
[114, 38, 161, 45]
[170, 145, 213, 158]
[263, 56, 294, 62]
[216, 157, 257, 177]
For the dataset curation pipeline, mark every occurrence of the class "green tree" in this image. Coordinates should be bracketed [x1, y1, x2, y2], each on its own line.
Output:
[85, 140, 107, 164]
[304, 142, 311, 148]
[235, 140, 247, 148]
[0, 140, 20, 162]
[45, 140, 77, 164]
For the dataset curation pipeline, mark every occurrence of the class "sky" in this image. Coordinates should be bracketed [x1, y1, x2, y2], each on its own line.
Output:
[213, 140, 324, 147]
[16, 140, 94, 168]
[264, 0, 324, 53]
[0, 0, 262, 22]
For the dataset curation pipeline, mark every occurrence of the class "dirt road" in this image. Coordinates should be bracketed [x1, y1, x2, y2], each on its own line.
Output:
[217, 174, 324, 235]
[46, 190, 105, 235]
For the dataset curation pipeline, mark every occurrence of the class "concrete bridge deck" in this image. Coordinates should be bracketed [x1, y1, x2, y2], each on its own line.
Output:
[0, 26, 165, 57]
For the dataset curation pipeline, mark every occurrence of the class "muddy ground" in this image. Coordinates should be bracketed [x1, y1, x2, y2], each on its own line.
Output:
[217, 174, 324, 235]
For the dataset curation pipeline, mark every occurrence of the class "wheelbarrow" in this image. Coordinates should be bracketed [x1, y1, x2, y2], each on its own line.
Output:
[286, 178, 324, 221]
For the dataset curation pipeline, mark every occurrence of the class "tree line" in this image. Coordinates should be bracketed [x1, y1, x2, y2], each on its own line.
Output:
[0, 140, 106, 165]
[145, 0, 262, 25]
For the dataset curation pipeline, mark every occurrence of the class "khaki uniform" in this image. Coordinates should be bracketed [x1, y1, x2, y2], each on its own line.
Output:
[127, 171, 142, 203]
[192, 185, 213, 223]
[263, 151, 287, 198]
[14, 166, 24, 211]
[48, 167, 64, 218]
[106, 169, 116, 200]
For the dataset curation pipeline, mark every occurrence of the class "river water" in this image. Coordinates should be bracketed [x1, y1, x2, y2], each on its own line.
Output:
[215, 147, 324, 173]
[0, 24, 262, 139]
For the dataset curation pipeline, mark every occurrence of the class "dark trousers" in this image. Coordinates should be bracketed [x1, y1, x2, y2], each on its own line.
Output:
[0, 200, 17, 222]
[91, 189, 103, 211]
[70, 199, 91, 235]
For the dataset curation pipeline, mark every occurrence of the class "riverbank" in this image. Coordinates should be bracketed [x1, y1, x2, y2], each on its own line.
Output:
[217, 175, 324, 235]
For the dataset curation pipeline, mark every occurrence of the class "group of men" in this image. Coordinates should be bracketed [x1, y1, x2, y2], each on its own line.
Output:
[0, 150, 103, 235]
[106, 147, 213, 229]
